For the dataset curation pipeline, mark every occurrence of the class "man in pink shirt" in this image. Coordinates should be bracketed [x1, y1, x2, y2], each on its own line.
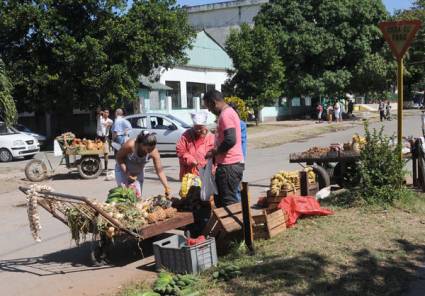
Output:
[204, 90, 244, 207]
[176, 112, 215, 180]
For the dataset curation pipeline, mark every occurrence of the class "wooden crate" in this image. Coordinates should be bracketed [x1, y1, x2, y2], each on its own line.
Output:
[253, 209, 287, 240]
[203, 203, 286, 243]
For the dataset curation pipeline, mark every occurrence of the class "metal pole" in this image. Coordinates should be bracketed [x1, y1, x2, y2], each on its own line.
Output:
[397, 58, 403, 150]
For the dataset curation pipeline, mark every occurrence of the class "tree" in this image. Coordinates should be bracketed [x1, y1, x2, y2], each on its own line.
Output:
[396, 0, 425, 99]
[254, 0, 392, 98]
[0, 0, 194, 113]
[225, 24, 285, 124]
[0, 58, 17, 126]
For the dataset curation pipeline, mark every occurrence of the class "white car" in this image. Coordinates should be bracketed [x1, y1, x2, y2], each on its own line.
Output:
[0, 122, 40, 162]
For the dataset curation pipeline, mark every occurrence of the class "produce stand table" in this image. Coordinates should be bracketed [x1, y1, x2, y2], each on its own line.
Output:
[290, 150, 413, 188]
[19, 186, 194, 264]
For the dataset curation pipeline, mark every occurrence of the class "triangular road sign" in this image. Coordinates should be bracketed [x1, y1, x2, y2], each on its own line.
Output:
[379, 20, 422, 60]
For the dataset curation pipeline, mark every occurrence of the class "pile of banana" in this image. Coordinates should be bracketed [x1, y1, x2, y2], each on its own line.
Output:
[352, 134, 367, 152]
[270, 168, 316, 196]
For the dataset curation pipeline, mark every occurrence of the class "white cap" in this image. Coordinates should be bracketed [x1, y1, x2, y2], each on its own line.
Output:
[191, 112, 208, 126]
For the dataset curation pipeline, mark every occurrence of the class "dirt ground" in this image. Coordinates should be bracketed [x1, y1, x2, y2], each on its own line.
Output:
[0, 112, 423, 296]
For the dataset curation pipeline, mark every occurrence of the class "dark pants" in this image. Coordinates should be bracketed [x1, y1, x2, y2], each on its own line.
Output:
[214, 163, 244, 208]
[380, 110, 385, 121]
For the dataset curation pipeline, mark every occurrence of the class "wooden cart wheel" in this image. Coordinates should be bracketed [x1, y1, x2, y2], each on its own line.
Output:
[89, 226, 111, 266]
[25, 159, 48, 182]
[334, 161, 361, 188]
[78, 156, 102, 179]
[312, 164, 331, 189]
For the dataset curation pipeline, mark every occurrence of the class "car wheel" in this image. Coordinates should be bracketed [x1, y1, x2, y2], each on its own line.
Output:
[0, 149, 13, 162]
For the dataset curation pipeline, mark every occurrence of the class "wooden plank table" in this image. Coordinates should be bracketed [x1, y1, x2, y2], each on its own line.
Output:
[137, 211, 194, 239]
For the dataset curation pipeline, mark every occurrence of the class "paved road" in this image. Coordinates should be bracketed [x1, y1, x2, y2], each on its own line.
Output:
[0, 112, 422, 296]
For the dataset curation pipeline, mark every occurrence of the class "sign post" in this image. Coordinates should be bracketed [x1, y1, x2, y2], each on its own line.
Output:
[379, 20, 421, 150]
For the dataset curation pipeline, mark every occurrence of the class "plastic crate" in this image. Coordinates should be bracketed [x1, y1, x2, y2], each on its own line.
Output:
[153, 234, 218, 274]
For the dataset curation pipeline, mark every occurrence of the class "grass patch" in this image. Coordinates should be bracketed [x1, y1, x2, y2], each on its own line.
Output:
[196, 194, 425, 296]
[117, 282, 149, 296]
[250, 124, 355, 149]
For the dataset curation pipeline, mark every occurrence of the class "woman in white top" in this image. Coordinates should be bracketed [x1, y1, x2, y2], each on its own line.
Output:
[96, 109, 113, 170]
[334, 99, 342, 122]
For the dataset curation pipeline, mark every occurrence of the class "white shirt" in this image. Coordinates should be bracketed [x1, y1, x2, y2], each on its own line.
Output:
[97, 116, 113, 137]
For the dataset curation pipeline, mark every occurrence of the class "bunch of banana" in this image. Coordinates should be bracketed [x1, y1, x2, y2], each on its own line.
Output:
[304, 167, 316, 184]
[352, 134, 367, 151]
[270, 170, 300, 196]
[179, 173, 202, 198]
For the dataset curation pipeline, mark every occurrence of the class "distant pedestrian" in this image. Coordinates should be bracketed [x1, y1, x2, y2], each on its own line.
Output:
[348, 100, 354, 117]
[385, 101, 392, 121]
[316, 103, 323, 123]
[379, 100, 386, 122]
[97, 109, 113, 170]
[334, 99, 342, 122]
[327, 105, 333, 123]
[112, 108, 132, 146]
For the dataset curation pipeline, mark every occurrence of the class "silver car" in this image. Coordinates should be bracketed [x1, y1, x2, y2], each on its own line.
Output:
[125, 113, 191, 153]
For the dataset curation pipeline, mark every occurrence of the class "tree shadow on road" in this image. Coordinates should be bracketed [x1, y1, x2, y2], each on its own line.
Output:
[219, 239, 425, 296]
[0, 234, 169, 276]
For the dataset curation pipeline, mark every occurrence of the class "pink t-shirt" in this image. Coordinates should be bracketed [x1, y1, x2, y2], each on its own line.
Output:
[216, 107, 243, 165]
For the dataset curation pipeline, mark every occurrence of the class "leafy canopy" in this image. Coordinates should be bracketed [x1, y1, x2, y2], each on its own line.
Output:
[225, 24, 285, 115]
[0, 0, 195, 112]
[0, 58, 17, 126]
[254, 0, 391, 98]
[396, 0, 425, 94]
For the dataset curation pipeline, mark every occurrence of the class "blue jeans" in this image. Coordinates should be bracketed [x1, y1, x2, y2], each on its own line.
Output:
[115, 135, 128, 145]
[115, 165, 145, 197]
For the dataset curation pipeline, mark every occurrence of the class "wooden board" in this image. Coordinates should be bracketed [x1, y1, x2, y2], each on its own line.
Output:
[137, 212, 194, 239]
[253, 209, 287, 240]
[66, 149, 104, 156]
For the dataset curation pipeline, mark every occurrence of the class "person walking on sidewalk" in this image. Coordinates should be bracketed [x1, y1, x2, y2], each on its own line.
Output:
[334, 99, 342, 123]
[379, 100, 386, 122]
[316, 103, 323, 123]
[203, 90, 244, 208]
[96, 109, 113, 170]
[385, 101, 392, 121]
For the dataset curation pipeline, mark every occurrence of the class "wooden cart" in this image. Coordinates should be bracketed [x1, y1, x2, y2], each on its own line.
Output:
[290, 150, 363, 188]
[24, 141, 104, 182]
[19, 186, 194, 265]
[290, 150, 413, 188]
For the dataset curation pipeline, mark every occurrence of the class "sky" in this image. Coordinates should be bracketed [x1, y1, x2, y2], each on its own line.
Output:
[173, 0, 414, 12]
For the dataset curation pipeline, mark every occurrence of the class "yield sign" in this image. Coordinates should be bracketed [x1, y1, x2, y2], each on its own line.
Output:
[379, 20, 422, 60]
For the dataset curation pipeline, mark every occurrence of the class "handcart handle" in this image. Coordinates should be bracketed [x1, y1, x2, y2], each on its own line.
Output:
[19, 186, 141, 239]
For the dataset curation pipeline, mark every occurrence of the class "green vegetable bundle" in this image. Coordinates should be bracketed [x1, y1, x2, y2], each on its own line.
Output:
[106, 187, 137, 204]
[212, 264, 241, 281]
[142, 272, 199, 296]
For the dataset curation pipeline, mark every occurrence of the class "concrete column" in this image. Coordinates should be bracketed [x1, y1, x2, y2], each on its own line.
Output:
[193, 97, 200, 112]
[166, 96, 172, 113]
[258, 108, 264, 123]
[144, 98, 150, 112]
[181, 81, 187, 109]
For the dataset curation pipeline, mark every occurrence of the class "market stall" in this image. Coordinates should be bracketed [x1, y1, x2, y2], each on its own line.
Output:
[24, 132, 105, 182]
[20, 185, 194, 265]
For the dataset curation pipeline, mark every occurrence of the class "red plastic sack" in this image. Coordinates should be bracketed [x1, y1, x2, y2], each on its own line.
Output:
[278, 195, 334, 227]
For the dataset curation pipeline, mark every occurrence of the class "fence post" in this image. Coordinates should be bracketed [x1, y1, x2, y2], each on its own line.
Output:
[194, 97, 200, 112]
[166, 96, 172, 113]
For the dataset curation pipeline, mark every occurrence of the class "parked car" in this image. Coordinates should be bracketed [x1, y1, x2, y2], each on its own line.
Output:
[125, 113, 191, 153]
[0, 122, 40, 162]
[14, 123, 47, 147]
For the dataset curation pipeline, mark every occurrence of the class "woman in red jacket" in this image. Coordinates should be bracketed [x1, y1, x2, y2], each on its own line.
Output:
[176, 112, 215, 180]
